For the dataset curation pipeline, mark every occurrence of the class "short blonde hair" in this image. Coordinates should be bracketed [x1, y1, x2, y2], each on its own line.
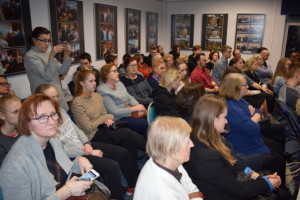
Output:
[163, 54, 173, 62]
[244, 58, 256, 71]
[219, 73, 245, 100]
[159, 67, 180, 88]
[146, 116, 192, 162]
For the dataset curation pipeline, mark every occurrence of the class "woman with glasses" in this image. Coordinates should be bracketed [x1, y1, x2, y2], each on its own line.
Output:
[0, 94, 93, 200]
[120, 56, 153, 107]
[0, 75, 14, 97]
[0, 94, 21, 167]
[24, 27, 72, 111]
[97, 64, 148, 138]
[185, 95, 280, 200]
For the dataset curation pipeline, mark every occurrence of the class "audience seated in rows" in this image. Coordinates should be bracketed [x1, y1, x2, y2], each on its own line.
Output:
[120, 56, 153, 107]
[97, 64, 148, 138]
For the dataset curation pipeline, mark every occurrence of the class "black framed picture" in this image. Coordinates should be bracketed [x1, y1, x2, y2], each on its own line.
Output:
[171, 14, 194, 50]
[126, 8, 141, 54]
[0, 0, 32, 76]
[146, 12, 158, 52]
[49, 0, 84, 63]
[202, 14, 228, 51]
[235, 14, 265, 53]
[95, 3, 117, 60]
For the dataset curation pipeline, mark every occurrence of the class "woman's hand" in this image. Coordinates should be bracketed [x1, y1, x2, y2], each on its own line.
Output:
[65, 176, 93, 197]
[262, 87, 274, 96]
[248, 105, 255, 116]
[265, 172, 281, 187]
[49, 44, 65, 59]
[82, 144, 93, 155]
[104, 119, 114, 127]
[77, 157, 93, 175]
[63, 44, 71, 58]
[91, 149, 103, 157]
[131, 104, 146, 112]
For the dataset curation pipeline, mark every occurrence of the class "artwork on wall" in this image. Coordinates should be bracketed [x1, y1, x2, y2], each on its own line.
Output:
[171, 14, 194, 50]
[126, 8, 141, 54]
[146, 12, 158, 52]
[201, 14, 228, 51]
[0, 0, 32, 76]
[95, 3, 117, 60]
[49, 0, 84, 63]
[234, 14, 265, 53]
[282, 23, 300, 57]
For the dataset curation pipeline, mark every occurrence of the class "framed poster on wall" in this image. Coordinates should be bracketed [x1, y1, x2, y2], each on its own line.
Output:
[49, 0, 85, 63]
[95, 3, 117, 60]
[282, 23, 300, 57]
[0, 0, 32, 76]
[171, 14, 194, 50]
[201, 14, 228, 51]
[234, 14, 265, 53]
[126, 8, 141, 54]
[146, 12, 158, 52]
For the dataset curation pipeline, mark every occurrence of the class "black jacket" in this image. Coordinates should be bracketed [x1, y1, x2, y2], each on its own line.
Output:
[184, 136, 270, 200]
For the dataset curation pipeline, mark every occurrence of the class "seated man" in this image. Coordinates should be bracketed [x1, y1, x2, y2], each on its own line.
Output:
[68, 52, 100, 96]
[190, 53, 219, 93]
[255, 47, 273, 85]
[278, 66, 300, 110]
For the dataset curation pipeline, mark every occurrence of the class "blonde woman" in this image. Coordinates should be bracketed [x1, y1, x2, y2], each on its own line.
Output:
[163, 54, 174, 68]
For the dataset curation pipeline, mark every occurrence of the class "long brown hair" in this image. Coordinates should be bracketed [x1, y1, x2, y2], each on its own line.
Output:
[74, 70, 95, 97]
[191, 95, 237, 165]
[270, 58, 290, 86]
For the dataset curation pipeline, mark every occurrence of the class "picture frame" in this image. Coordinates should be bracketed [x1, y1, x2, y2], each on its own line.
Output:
[95, 3, 118, 60]
[146, 12, 158, 52]
[126, 8, 141, 54]
[0, 0, 32, 76]
[282, 23, 300, 58]
[234, 14, 265, 53]
[49, 0, 85, 63]
[171, 14, 194, 50]
[201, 14, 228, 51]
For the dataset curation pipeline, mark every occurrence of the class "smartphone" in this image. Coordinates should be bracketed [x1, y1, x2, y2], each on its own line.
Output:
[77, 169, 99, 181]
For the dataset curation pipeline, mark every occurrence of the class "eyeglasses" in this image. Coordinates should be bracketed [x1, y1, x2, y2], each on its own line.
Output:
[37, 39, 52, 43]
[81, 62, 90, 65]
[110, 69, 118, 73]
[128, 64, 137, 67]
[32, 113, 60, 124]
[0, 82, 11, 87]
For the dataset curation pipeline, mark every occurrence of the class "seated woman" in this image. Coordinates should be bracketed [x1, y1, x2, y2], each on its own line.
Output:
[120, 56, 153, 107]
[184, 95, 281, 200]
[206, 50, 219, 72]
[0, 94, 93, 199]
[176, 83, 205, 122]
[270, 58, 291, 96]
[163, 54, 174, 68]
[147, 60, 166, 89]
[152, 67, 181, 117]
[169, 45, 180, 60]
[0, 75, 15, 97]
[35, 84, 135, 199]
[97, 64, 148, 138]
[219, 73, 286, 184]
[174, 58, 190, 90]
[72, 70, 146, 182]
[134, 116, 203, 200]
[134, 54, 152, 79]
[0, 95, 21, 167]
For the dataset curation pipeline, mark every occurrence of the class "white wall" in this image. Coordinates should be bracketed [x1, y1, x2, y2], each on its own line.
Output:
[8, 0, 286, 99]
[166, 0, 286, 68]
[8, 0, 164, 99]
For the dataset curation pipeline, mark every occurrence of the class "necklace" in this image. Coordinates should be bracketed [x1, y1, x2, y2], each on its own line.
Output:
[1, 126, 18, 137]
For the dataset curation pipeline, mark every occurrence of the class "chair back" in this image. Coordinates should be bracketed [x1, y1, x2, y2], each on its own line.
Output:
[147, 101, 157, 124]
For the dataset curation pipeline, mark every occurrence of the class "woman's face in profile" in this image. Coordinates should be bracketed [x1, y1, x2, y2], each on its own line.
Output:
[214, 108, 228, 134]
[173, 136, 194, 164]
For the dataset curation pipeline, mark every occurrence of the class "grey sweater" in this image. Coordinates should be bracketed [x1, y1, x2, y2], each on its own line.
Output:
[24, 46, 71, 110]
[0, 136, 80, 200]
[57, 108, 89, 158]
[97, 82, 139, 120]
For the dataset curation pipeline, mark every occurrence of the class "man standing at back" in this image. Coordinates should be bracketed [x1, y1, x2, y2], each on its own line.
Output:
[211, 45, 232, 86]
[255, 47, 273, 85]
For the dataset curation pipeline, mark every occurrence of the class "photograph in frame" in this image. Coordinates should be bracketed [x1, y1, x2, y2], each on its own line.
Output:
[171, 14, 194, 50]
[234, 14, 265, 53]
[202, 14, 228, 51]
[49, 0, 85, 63]
[146, 12, 158, 52]
[0, 0, 32, 76]
[126, 8, 141, 54]
[95, 3, 117, 59]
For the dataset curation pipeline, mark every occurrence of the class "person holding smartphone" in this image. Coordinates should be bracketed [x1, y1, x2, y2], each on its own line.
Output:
[24, 27, 72, 111]
[0, 94, 93, 200]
